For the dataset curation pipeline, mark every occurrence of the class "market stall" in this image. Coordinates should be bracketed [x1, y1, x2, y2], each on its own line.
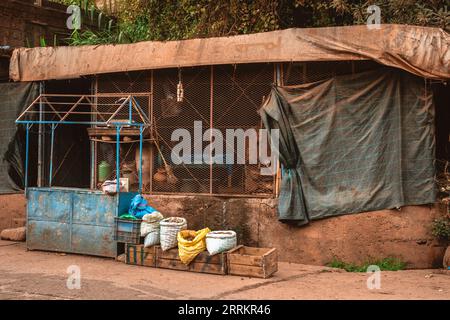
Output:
[16, 93, 150, 257]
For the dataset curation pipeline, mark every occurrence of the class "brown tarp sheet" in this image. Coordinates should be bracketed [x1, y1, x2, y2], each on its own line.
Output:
[9, 24, 450, 82]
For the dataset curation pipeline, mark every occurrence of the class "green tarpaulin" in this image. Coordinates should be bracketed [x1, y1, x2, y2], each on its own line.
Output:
[260, 67, 436, 226]
[0, 82, 38, 193]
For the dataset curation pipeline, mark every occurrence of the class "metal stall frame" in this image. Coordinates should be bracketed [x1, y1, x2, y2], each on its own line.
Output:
[16, 93, 151, 193]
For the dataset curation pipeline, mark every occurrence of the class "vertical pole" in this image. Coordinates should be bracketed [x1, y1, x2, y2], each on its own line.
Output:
[90, 78, 97, 189]
[37, 82, 44, 187]
[128, 96, 132, 124]
[25, 124, 30, 190]
[116, 125, 120, 193]
[49, 124, 55, 187]
[275, 63, 282, 197]
[139, 125, 143, 193]
[149, 70, 154, 194]
[209, 65, 213, 194]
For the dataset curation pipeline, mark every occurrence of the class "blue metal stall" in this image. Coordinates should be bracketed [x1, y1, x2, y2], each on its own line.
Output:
[16, 94, 150, 258]
[27, 188, 137, 257]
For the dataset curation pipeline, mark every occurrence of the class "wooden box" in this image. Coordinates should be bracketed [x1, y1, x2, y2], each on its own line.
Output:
[227, 245, 278, 278]
[125, 244, 157, 267]
[156, 246, 227, 275]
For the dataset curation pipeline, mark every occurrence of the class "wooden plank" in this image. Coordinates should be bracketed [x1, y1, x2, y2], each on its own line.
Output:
[125, 244, 156, 267]
[155, 245, 227, 275]
[156, 246, 226, 265]
[228, 254, 263, 267]
[157, 258, 227, 275]
[227, 246, 276, 267]
[189, 261, 227, 275]
[227, 245, 243, 255]
[228, 264, 266, 278]
[156, 258, 190, 271]
[227, 246, 278, 278]
[87, 127, 149, 137]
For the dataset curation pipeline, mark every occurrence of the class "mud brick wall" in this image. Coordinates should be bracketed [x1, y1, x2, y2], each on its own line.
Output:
[0, 193, 446, 268]
[145, 194, 447, 269]
[0, 194, 26, 231]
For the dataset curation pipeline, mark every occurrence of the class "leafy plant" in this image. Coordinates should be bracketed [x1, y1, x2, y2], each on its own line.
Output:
[49, 0, 449, 46]
[327, 257, 406, 272]
[434, 160, 450, 240]
[432, 217, 450, 240]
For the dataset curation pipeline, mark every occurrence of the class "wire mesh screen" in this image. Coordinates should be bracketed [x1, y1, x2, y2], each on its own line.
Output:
[212, 64, 275, 195]
[95, 71, 151, 191]
[282, 60, 382, 85]
[151, 64, 276, 196]
[91, 61, 380, 196]
[153, 67, 211, 194]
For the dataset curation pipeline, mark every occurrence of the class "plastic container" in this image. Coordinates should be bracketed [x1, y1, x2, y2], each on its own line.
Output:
[114, 217, 143, 244]
[98, 161, 112, 183]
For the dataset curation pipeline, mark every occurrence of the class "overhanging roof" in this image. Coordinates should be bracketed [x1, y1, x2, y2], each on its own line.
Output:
[9, 24, 450, 81]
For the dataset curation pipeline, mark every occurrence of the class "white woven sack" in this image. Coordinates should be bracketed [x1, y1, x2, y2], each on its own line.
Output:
[206, 230, 237, 255]
[160, 217, 187, 251]
[140, 212, 163, 237]
[144, 229, 160, 247]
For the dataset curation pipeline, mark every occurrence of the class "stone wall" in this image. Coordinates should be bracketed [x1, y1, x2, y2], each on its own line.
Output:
[0, 192, 446, 268]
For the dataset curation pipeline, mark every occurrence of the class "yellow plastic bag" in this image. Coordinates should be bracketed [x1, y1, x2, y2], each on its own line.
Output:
[177, 228, 211, 265]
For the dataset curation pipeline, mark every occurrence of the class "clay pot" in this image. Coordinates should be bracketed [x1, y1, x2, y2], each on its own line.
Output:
[153, 167, 167, 182]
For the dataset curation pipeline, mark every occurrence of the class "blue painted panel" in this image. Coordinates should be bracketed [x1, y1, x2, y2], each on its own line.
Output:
[27, 220, 71, 252]
[26, 188, 137, 258]
[118, 192, 138, 216]
[71, 224, 116, 256]
[27, 189, 71, 222]
[72, 193, 116, 226]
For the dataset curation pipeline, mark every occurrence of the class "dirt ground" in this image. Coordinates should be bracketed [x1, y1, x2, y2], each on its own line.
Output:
[0, 240, 449, 300]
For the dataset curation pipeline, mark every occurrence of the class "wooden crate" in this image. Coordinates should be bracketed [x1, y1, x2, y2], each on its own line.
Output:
[156, 246, 227, 275]
[125, 244, 157, 267]
[227, 245, 277, 278]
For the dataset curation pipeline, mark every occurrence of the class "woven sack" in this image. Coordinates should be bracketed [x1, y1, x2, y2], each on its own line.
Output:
[140, 212, 164, 237]
[206, 230, 237, 255]
[144, 228, 160, 247]
[160, 217, 187, 251]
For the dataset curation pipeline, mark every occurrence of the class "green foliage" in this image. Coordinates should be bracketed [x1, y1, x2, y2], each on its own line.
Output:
[48, 0, 449, 46]
[327, 257, 406, 272]
[292, 0, 449, 29]
[432, 216, 450, 240]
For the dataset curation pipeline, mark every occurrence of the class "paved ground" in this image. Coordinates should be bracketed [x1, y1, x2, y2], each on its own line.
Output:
[0, 240, 449, 300]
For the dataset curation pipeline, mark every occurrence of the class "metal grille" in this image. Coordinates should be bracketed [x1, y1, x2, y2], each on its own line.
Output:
[212, 64, 275, 195]
[150, 64, 275, 196]
[282, 60, 381, 85]
[153, 66, 211, 194]
[95, 72, 152, 191]
[92, 61, 380, 196]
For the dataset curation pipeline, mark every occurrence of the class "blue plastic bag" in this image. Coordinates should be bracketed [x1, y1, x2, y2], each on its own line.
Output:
[128, 194, 156, 219]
